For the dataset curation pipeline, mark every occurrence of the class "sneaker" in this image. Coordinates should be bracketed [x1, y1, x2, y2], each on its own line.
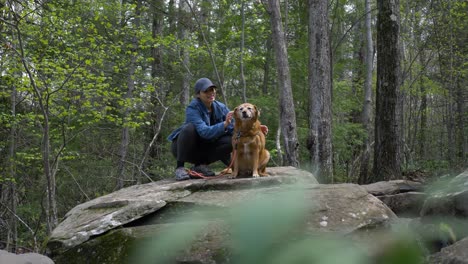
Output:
[175, 167, 190, 181]
[191, 164, 215, 176]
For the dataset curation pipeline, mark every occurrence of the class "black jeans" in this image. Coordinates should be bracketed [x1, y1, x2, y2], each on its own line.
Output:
[171, 123, 232, 166]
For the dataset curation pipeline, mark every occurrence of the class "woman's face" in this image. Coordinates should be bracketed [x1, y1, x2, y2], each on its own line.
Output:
[199, 87, 216, 107]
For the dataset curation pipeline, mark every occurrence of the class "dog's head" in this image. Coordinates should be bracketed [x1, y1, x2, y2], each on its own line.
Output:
[234, 103, 259, 122]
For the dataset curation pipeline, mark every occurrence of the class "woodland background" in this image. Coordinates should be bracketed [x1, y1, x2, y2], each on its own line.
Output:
[0, 0, 466, 252]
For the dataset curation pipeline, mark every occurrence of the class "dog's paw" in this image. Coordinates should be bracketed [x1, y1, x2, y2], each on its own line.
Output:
[220, 168, 232, 175]
[228, 172, 238, 179]
[252, 173, 260, 178]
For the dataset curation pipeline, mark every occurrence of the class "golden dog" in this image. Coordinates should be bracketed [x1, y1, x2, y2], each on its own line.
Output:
[230, 103, 270, 178]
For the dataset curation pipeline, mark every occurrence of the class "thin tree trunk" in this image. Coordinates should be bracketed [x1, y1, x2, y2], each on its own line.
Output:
[455, 77, 465, 166]
[185, 0, 227, 105]
[265, 0, 299, 167]
[168, 0, 176, 33]
[446, 21, 456, 167]
[240, 0, 247, 103]
[307, 0, 333, 182]
[6, 79, 18, 251]
[372, 0, 402, 181]
[117, 0, 141, 188]
[12, 14, 58, 233]
[152, 0, 164, 95]
[143, 0, 165, 169]
[39, 84, 57, 233]
[179, 0, 191, 105]
[358, 0, 374, 184]
[262, 36, 272, 95]
[446, 85, 455, 166]
[347, 4, 364, 181]
[418, 52, 427, 160]
[276, 120, 284, 165]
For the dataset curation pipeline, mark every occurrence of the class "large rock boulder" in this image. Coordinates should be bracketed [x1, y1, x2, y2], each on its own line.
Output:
[378, 192, 427, 217]
[429, 236, 468, 264]
[362, 180, 423, 196]
[420, 169, 468, 218]
[362, 180, 425, 217]
[406, 169, 468, 257]
[47, 167, 397, 264]
[47, 167, 316, 254]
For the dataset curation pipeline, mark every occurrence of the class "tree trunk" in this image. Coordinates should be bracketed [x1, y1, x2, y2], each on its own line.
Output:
[445, 23, 456, 167]
[275, 121, 284, 166]
[418, 53, 427, 161]
[262, 36, 272, 95]
[184, 0, 227, 105]
[5, 80, 18, 251]
[179, 0, 191, 105]
[240, 0, 247, 102]
[446, 83, 455, 166]
[117, 0, 141, 188]
[43, 111, 58, 233]
[307, 0, 333, 182]
[265, 0, 299, 167]
[143, 0, 165, 168]
[152, 0, 164, 96]
[358, 0, 374, 184]
[372, 0, 402, 181]
[14, 17, 58, 232]
[455, 78, 466, 166]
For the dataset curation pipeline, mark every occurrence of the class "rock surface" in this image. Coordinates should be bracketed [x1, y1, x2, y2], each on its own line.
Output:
[0, 250, 54, 264]
[362, 180, 423, 196]
[48, 166, 397, 264]
[47, 167, 318, 255]
[429, 237, 468, 264]
[421, 169, 468, 218]
[361, 180, 425, 217]
[377, 191, 426, 217]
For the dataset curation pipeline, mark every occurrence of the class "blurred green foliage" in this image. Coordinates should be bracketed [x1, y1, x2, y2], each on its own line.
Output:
[128, 186, 426, 264]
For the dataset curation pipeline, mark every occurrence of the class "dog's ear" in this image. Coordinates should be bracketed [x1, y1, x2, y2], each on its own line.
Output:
[253, 105, 259, 121]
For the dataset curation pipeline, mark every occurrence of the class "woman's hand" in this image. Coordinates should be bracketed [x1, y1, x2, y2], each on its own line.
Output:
[224, 111, 234, 128]
[260, 125, 269, 135]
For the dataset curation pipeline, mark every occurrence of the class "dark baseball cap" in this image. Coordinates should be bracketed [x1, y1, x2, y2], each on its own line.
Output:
[194, 78, 216, 93]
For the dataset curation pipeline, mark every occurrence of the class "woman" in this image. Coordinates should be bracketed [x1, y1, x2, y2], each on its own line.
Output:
[167, 78, 235, 180]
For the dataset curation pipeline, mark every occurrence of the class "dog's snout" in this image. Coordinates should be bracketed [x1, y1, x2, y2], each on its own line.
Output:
[242, 111, 249, 118]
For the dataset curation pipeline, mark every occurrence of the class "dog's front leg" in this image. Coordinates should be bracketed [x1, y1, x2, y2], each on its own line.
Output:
[252, 149, 260, 178]
[230, 160, 239, 179]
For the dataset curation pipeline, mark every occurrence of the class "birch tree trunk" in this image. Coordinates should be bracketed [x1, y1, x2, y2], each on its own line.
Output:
[372, 0, 402, 181]
[307, 0, 333, 182]
[265, 0, 299, 167]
